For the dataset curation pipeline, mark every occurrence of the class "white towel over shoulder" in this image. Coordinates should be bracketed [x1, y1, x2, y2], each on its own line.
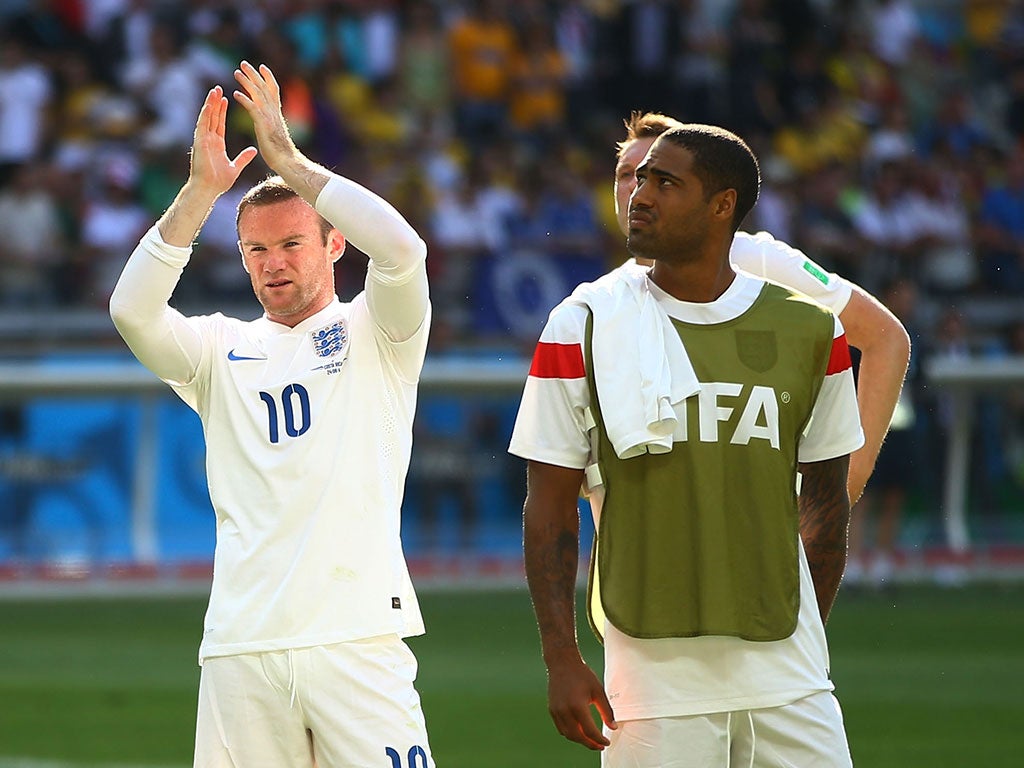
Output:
[563, 261, 700, 459]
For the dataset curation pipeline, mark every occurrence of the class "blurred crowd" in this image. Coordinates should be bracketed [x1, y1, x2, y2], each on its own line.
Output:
[1, 0, 1024, 520]
[1, 0, 1023, 319]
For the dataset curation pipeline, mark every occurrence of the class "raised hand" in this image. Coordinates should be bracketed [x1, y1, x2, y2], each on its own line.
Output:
[232, 61, 295, 176]
[190, 85, 257, 197]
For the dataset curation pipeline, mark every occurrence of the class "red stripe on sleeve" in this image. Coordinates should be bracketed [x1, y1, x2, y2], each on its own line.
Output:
[826, 333, 853, 375]
[529, 342, 586, 379]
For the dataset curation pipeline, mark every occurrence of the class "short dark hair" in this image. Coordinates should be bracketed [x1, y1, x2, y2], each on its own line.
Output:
[236, 175, 334, 243]
[656, 125, 761, 231]
[616, 111, 685, 159]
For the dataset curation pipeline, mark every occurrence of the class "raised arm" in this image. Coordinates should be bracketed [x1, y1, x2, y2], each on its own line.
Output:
[232, 61, 427, 342]
[797, 454, 851, 623]
[109, 86, 257, 383]
[231, 61, 328, 207]
[523, 460, 615, 752]
[837, 286, 911, 504]
[160, 85, 258, 247]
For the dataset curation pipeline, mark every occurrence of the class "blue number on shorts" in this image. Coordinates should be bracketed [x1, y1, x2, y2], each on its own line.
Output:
[259, 384, 311, 444]
[385, 746, 428, 767]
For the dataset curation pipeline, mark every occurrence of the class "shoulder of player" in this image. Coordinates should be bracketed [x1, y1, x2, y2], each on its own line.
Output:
[538, 299, 590, 345]
[758, 280, 837, 329]
[731, 230, 849, 294]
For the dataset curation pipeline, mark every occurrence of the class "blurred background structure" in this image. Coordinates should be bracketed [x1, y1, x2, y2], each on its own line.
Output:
[1, 0, 1023, 590]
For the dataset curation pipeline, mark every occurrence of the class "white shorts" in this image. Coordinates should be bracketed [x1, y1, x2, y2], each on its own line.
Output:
[602, 691, 852, 768]
[194, 635, 434, 768]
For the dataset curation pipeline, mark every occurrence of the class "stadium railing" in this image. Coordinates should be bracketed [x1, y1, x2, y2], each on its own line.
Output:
[2, 354, 1023, 585]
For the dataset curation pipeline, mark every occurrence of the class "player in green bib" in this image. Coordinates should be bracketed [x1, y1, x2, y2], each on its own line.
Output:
[510, 125, 864, 766]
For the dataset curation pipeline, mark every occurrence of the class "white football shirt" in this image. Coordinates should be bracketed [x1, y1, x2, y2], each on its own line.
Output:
[112, 177, 430, 660]
[731, 230, 853, 316]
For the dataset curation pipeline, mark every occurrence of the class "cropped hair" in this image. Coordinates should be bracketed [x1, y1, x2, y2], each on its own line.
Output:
[236, 176, 333, 243]
[616, 111, 685, 158]
[657, 125, 761, 231]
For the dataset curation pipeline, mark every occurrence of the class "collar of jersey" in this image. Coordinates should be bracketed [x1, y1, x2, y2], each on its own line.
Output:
[646, 271, 763, 325]
[261, 296, 343, 333]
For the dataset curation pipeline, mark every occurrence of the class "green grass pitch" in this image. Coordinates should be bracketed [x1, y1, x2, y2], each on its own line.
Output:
[0, 584, 1021, 767]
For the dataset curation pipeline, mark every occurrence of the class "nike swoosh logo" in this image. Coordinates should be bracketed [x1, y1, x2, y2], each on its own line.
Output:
[227, 349, 268, 361]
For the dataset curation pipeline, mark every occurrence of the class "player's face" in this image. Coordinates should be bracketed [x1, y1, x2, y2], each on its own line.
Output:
[238, 197, 345, 327]
[626, 139, 714, 264]
[614, 137, 655, 236]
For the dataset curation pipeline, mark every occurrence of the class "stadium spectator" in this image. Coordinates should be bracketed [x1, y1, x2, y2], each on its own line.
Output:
[868, 0, 922, 67]
[447, 0, 516, 149]
[80, 156, 149, 306]
[863, 102, 916, 171]
[903, 160, 977, 296]
[507, 18, 568, 150]
[552, 0, 602, 120]
[919, 87, 992, 161]
[976, 144, 1024, 293]
[747, 155, 797, 243]
[825, 25, 898, 124]
[397, 2, 452, 125]
[429, 167, 502, 334]
[673, 0, 728, 125]
[850, 160, 923, 289]
[725, 0, 784, 137]
[512, 124, 862, 763]
[121, 23, 206, 151]
[772, 86, 868, 177]
[791, 160, 866, 282]
[0, 162, 65, 307]
[109, 63, 435, 766]
[0, 35, 52, 185]
[50, 51, 115, 173]
[363, 0, 402, 86]
[604, 0, 688, 117]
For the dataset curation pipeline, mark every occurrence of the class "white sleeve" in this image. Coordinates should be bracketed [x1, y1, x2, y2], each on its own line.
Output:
[314, 176, 428, 343]
[508, 303, 593, 469]
[730, 231, 853, 315]
[109, 225, 204, 386]
[798, 314, 865, 463]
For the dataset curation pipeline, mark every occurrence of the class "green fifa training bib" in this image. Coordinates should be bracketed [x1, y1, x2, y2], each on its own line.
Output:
[586, 283, 835, 642]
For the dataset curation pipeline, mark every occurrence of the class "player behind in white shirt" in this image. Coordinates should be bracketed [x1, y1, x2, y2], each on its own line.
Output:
[109, 62, 435, 767]
[614, 112, 910, 507]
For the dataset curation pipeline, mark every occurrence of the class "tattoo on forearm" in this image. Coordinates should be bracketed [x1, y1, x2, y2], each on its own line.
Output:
[525, 517, 581, 655]
[548, 529, 579, 586]
[799, 456, 851, 622]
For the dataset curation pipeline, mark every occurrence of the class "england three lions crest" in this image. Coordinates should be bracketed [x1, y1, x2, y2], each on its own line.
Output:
[311, 320, 348, 359]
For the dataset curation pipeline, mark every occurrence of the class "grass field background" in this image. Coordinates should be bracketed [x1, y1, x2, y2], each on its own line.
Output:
[1, 584, 1022, 767]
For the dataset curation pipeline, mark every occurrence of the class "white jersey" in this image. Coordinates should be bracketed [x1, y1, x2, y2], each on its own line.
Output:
[731, 230, 853, 316]
[111, 178, 429, 661]
[509, 272, 864, 719]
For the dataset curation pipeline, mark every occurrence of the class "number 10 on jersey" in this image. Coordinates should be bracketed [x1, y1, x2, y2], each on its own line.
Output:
[259, 383, 311, 443]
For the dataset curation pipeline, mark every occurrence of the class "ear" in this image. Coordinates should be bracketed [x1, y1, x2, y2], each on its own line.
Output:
[238, 241, 249, 274]
[711, 189, 737, 224]
[329, 229, 347, 263]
